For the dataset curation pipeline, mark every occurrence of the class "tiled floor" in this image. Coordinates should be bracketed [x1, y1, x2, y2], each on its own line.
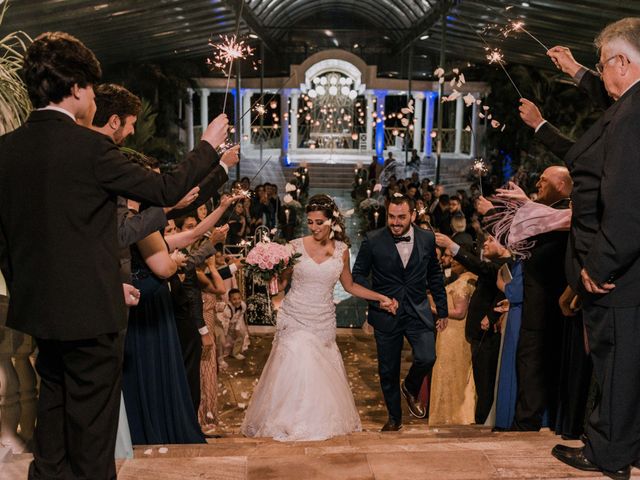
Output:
[3, 331, 638, 479]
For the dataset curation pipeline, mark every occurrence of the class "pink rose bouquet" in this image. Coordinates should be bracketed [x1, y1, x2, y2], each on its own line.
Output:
[243, 240, 301, 294]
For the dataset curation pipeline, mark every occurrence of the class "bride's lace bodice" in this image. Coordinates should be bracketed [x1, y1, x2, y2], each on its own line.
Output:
[276, 238, 347, 343]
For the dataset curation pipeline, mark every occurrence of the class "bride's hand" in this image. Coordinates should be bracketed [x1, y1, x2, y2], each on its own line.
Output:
[379, 296, 398, 315]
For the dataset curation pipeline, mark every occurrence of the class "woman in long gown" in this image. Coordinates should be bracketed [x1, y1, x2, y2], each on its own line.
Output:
[241, 194, 397, 441]
[123, 191, 239, 444]
[428, 259, 477, 425]
[123, 232, 206, 444]
[494, 260, 524, 430]
[197, 262, 227, 432]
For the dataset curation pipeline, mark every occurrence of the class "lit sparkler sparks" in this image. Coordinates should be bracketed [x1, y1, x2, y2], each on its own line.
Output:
[486, 47, 505, 65]
[232, 187, 252, 199]
[208, 34, 256, 116]
[502, 19, 549, 51]
[254, 103, 267, 116]
[485, 47, 523, 98]
[207, 34, 255, 72]
[472, 158, 489, 196]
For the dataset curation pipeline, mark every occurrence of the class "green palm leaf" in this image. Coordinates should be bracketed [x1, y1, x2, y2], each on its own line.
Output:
[0, 1, 32, 135]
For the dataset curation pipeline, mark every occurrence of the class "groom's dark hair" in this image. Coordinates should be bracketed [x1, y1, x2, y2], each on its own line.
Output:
[388, 194, 415, 212]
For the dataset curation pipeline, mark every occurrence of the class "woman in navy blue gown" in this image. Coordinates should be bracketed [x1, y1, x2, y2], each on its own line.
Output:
[494, 260, 523, 430]
[123, 236, 205, 445]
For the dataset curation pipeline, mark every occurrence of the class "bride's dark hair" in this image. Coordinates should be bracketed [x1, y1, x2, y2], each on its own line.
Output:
[306, 194, 351, 247]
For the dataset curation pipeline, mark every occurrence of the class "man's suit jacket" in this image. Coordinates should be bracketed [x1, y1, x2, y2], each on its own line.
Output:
[521, 199, 570, 330]
[0, 110, 220, 340]
[170, 241, 216, 329]
[117, 200, 168, 283]
[453, 247, 509, 342]
[577, 80, 640, 306]
[352, 226, 448, 333]
[167, 165, 228, 220]
[532, 71, 640, 306]
[535, 69, 610, 159]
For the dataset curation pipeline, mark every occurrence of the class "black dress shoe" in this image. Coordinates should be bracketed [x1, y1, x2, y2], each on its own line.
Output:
[491, 426, 510, 432]
[551, 445, 630, 480]
[381, 420, 403, 432]
[401, 381, 426, 418]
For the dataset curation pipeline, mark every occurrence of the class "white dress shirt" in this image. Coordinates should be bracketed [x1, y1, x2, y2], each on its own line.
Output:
[395, 226, 415, 268]
[37, 105, 76, 121]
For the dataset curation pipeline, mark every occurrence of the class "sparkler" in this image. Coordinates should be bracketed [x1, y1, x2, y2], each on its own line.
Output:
[208, 34, 255, 115]
[497, 14, 549, 52]
[485, 47, 523, 98]
[458, 18, 525, 99]
[231, 186, 252, 199]
[253, 103, 267, 117]
[249, 155, 274, 183]
[235, 74, 295, 126]
[472, 158, 489, 196]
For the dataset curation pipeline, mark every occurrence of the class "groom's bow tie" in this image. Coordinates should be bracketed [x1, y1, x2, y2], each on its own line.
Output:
[393, 235, 411, 243]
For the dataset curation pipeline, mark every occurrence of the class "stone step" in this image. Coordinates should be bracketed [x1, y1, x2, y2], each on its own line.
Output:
[132, 427, 567, 460]
[234, 154, 473, 195]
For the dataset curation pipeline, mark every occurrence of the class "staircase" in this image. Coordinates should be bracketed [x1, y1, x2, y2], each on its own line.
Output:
[233, 151, 473, 194]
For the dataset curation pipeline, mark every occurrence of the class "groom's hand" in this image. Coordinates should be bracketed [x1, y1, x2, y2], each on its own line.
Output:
[379, 297, 398, 315]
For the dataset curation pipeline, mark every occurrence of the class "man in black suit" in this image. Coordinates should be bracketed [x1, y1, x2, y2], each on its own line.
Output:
[525, 19, 640, 479]
[89, 82, 238, 289]
[89, 83, 241, 419]
[436, 231, 512, 424]
[353, 195, 448, 431]
[511, 167, 572, 432]
[518, 51, 606, 441]
[0, 32, 229, 480]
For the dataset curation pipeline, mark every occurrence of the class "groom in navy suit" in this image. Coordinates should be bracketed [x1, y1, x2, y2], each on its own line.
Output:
[353, 194, 448, 431]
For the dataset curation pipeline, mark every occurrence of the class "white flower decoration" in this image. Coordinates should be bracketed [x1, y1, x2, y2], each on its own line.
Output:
[448, 90, 461, 102]
[463, 93, 476, 106]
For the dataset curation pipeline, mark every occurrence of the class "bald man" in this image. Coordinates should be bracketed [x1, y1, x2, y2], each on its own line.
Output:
[534, 166, 572, 207]
[511, 165, 572, 433]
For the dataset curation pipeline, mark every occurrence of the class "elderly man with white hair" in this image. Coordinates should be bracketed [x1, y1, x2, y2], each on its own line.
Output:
[540, 17, 640, 480]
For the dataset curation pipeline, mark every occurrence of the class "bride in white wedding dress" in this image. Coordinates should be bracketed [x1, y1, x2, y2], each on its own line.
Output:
[241, 194, 397, 441]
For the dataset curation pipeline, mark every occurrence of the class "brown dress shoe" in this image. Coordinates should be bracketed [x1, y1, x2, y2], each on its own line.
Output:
[401, 381, 426, 418]
[381, 420, 403, 432]
[551, 445, 630, 480]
